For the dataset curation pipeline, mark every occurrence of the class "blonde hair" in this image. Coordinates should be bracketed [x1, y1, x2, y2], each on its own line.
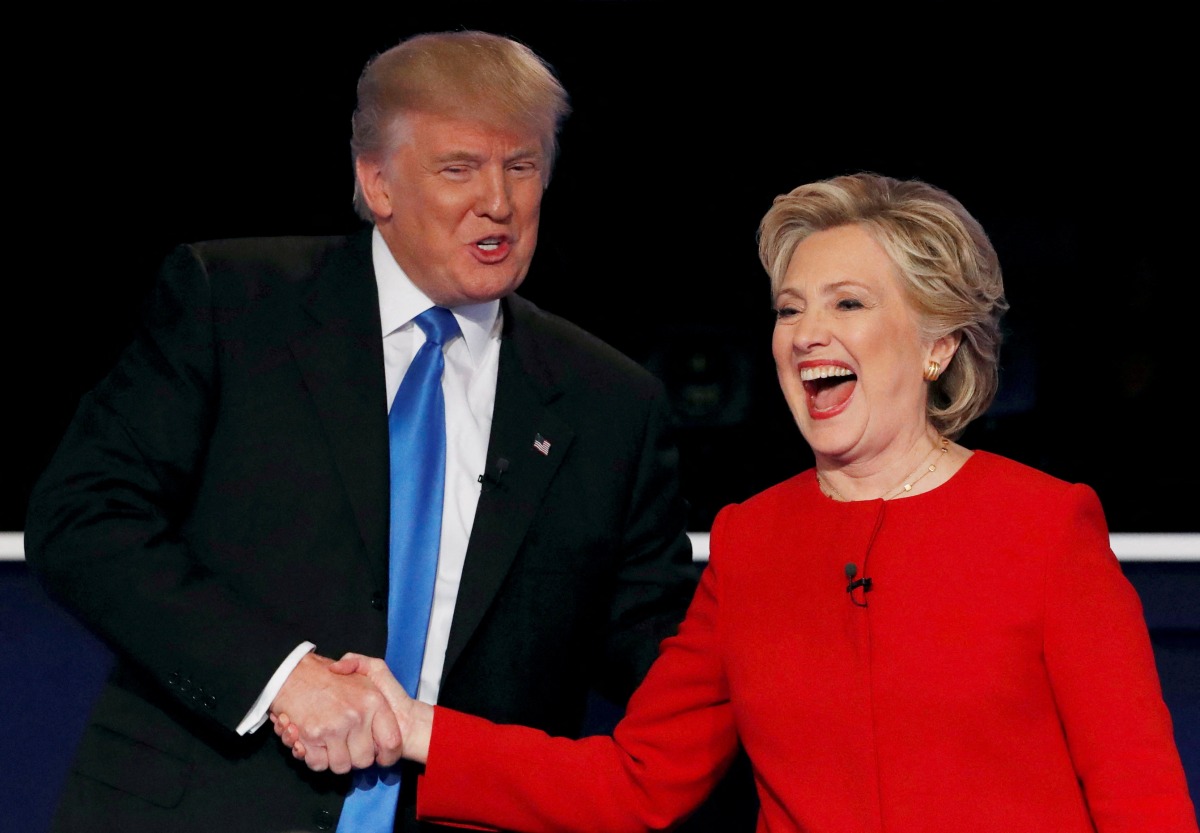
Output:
[350, 30, 571, 220]
[758, 172, 1009, 438]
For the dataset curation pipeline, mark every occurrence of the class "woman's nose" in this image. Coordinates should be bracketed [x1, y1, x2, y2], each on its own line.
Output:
[788, 312, 829, 352]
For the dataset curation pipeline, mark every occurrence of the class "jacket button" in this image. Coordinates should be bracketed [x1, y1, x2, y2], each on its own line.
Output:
[179, 676, 193, 692]
[204, 694, 217, 709]
[370, 592, 385, 611]
[167, 672, 180, 688]
[314, 808, 334, 830]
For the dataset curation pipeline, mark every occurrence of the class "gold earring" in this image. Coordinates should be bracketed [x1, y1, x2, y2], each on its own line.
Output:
[923, 360, 940, 382]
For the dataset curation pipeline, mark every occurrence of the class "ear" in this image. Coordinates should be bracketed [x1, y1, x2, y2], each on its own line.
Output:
[355, 156, 392, 221]
[929, 332, 962, 371]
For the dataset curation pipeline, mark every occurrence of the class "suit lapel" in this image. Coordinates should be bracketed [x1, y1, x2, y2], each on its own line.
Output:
[441, 295, 575, 678]
[287, 232, 391, 588]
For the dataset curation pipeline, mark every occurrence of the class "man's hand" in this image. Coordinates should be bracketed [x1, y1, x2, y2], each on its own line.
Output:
[269, 652, 403, 773]
[277, 653, 434, 765]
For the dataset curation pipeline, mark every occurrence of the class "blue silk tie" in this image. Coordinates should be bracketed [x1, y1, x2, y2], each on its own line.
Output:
[337, 306, 460, 833]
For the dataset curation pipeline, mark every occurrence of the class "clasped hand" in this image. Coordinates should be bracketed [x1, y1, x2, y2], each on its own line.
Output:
[271, 652, 429, 772]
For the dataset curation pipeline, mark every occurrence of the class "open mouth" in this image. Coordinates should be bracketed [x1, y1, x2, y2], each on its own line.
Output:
[801, 366, 856, 414]
[471, 235, 511, 262]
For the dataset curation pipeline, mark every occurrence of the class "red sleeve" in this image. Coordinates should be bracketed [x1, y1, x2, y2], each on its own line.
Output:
[418, 545, 740, 833]
[1043, 484, 1198, 832]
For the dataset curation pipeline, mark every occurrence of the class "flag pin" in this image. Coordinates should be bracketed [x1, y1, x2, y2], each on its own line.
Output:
[533, 433, 551, 456]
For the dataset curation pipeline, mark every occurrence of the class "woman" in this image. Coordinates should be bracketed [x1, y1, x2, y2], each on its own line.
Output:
[279, 173, 1197, 831]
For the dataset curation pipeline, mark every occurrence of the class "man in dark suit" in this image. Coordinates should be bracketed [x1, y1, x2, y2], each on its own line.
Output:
[24, 31, 699, 832]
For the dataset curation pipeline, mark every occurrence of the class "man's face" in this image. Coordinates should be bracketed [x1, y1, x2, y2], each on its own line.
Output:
[358, 111, 547, 307]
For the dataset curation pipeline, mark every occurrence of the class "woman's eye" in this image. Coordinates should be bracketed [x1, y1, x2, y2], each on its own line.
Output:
[836, 298, 864, 311]
[774, 306, 800, 322]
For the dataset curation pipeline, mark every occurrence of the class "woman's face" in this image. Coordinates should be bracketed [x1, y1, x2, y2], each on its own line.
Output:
[771, 223, 941, 466]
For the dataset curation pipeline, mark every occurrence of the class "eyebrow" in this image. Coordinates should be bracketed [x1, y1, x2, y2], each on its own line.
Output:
[775, 279, 870, 300]
[431, 147, 544, 166]
[824, 279, 871, 293]
[431, 150, 485, 165]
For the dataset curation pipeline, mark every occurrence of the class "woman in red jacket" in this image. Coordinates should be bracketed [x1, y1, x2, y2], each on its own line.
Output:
[279, 173, 1197, 832]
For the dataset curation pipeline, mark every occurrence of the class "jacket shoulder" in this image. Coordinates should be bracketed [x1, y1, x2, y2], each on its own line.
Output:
[179, 232, 371, 281]
[503, 294, 665, 394]
[711, 472, 812, 531]
[968, 451, 1096, 501]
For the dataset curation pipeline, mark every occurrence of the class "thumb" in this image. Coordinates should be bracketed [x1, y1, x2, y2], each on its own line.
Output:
[329, 652, 369, 675]
[357, 657, 413, 711]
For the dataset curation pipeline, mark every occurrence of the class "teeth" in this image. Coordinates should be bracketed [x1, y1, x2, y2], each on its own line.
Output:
[477, 238, 501, 251]
[799, 366, 853, 382]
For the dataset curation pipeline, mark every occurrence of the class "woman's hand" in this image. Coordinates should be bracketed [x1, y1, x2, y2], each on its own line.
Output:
[274, 653, 434, 766]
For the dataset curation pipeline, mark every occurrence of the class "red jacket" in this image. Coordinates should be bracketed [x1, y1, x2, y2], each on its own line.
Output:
[420, 452, 1197, 832]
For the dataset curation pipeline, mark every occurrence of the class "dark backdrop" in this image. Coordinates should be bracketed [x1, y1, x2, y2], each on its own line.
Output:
[4, 7, 1198, 832]
[8, 6, 1197, 533]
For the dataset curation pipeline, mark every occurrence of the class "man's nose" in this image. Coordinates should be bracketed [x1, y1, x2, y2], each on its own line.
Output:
[474, 167, 514, 221]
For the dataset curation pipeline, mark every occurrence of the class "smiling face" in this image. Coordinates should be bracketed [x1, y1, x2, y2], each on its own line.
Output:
[772, 223, 954, 468]
[356, 110, 546, 307]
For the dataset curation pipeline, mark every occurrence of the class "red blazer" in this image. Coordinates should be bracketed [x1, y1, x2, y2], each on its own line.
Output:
[418, 452, 1198, 832]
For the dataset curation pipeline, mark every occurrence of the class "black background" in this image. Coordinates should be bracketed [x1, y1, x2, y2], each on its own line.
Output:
[9, 4, 1197, 532]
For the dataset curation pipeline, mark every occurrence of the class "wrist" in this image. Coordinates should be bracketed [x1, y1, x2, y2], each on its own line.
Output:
[400, 701, 434, 764]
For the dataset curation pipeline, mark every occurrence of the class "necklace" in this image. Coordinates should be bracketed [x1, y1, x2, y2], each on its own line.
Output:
[818, 436, 950, 502]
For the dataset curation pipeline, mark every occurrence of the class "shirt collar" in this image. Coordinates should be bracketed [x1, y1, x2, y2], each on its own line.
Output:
[372, 227, 499, 362]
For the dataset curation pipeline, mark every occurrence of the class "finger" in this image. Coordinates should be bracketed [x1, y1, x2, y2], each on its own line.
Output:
[326, 738, 354, 775]
[345, 720, 376, 772]
[300, 742, 329, 772]
[372, 704, 404, 767]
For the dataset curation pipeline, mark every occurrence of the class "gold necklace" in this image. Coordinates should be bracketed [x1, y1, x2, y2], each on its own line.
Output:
[818, 436, 949, 502]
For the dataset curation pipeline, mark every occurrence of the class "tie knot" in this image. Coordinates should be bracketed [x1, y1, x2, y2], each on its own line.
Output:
[414, 306, 460, 346]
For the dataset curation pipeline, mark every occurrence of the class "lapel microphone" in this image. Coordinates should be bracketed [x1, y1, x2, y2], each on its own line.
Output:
[845, 562, 872, 608]
[477, 457, 509, 493]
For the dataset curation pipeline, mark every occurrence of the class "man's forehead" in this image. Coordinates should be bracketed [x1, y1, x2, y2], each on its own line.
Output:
[397, 110, 546, 153]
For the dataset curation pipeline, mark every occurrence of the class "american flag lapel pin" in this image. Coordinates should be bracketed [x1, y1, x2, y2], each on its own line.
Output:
[532, 433, 551, 456]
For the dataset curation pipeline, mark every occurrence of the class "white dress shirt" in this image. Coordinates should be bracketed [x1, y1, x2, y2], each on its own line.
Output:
[236, 228, 501, 733]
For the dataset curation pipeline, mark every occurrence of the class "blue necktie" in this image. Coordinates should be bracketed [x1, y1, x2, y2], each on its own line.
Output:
[337, 306, 460, 833]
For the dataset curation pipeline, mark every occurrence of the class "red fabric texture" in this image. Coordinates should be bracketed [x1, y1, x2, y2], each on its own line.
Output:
[420, 452, 1197, 832]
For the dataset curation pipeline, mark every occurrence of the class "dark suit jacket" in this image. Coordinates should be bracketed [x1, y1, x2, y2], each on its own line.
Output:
[25, 231, 699, 833]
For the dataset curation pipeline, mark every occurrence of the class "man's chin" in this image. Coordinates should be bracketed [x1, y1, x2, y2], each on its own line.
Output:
[438, 270, 528, 307]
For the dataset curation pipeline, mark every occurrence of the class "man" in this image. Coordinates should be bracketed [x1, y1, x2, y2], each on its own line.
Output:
[25, 31, 699, 832]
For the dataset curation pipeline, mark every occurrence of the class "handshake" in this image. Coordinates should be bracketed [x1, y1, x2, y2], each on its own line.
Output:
[269, 653, 433, 771]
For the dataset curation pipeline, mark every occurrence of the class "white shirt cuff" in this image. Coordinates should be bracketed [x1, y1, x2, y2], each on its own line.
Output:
[235, 641, 317, 736]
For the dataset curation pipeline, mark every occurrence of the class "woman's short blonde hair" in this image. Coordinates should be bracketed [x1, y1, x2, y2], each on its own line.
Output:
[758, 173, 1009, 439]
